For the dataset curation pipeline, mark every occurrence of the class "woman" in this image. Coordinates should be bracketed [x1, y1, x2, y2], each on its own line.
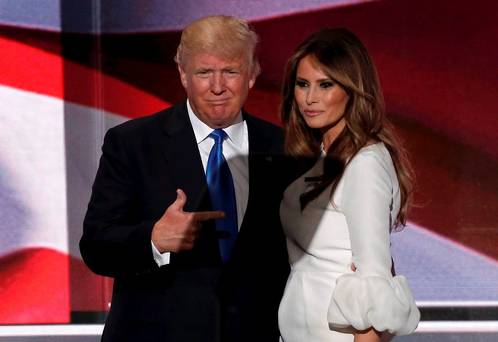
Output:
[278, 28, 420, 342]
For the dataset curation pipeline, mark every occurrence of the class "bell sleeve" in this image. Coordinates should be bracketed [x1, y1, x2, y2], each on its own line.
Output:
[327, 148, 420, 335]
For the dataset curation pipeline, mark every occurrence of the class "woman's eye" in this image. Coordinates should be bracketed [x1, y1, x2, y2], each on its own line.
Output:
[295, 80, 308, 88]
[320, 81, 334, 89]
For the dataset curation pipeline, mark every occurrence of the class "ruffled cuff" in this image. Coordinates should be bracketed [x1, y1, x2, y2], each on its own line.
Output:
[327, 274, 420, 335]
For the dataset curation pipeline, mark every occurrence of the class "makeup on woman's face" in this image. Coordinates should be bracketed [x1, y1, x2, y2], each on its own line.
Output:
[294, 55, 349, 143]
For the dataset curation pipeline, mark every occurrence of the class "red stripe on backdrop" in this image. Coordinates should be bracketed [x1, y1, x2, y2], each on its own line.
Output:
[70, 255, 113, 312]
[0, 36, 170, 118]
[0, 248, 70, 323]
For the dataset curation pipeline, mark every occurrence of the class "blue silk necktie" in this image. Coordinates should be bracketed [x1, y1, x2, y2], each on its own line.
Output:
[206, 129, 238, 263]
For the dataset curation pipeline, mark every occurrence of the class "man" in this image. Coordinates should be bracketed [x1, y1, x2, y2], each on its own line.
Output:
[80, 15, 289, 342]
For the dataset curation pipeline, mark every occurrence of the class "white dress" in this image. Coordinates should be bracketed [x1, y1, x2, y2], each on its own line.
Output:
[278, 143, 420, 342]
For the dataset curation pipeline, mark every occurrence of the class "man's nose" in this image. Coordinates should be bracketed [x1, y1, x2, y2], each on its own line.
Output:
[211, 72, 226, 95]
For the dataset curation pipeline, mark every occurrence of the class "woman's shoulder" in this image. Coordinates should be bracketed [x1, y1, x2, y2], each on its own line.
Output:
[336, 142, 398, 197]
[348, 142, 393, 172]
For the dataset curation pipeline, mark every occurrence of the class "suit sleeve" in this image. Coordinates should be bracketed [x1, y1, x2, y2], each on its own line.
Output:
[80, 127, 159, 278]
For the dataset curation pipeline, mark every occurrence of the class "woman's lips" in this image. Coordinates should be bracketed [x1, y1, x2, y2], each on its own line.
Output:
[303, 110, 322, 117]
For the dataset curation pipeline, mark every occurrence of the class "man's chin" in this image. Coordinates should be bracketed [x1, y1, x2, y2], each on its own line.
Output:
[207, 111, 239, 128]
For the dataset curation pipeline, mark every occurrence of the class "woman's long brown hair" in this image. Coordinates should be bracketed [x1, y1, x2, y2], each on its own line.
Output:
[281, 28, 414, 228]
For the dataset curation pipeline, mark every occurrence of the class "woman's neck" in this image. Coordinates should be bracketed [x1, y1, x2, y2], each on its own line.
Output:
[321, 120, 346, 152]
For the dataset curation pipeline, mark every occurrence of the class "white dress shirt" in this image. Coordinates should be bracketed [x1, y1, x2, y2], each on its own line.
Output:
[152, 99, 250, 266]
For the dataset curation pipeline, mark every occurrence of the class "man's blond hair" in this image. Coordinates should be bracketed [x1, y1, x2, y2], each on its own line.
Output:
[175, 15, 261, 76]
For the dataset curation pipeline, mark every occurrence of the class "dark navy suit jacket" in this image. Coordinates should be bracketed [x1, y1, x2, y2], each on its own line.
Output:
[80, 102, 290, 342]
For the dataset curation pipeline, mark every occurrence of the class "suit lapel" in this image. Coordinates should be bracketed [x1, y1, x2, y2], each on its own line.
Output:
[157, 102, 210, 212]
[156, 106, 275, 248]
[240, 113, 274, 231]
[245, 113, 271, 156]
[157, 102, 222, 265]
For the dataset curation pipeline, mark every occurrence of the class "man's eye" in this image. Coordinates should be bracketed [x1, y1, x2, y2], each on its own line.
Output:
[295, 80, 308, 88]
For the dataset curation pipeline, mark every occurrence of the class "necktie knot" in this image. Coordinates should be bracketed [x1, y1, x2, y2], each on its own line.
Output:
[209, 129, 228, 145]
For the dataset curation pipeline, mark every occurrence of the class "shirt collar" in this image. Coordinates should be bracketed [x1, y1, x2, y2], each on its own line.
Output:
[186, 99, 245, 146]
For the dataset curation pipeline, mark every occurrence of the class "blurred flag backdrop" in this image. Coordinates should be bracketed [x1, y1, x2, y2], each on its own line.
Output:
[0, 0, 497, 324]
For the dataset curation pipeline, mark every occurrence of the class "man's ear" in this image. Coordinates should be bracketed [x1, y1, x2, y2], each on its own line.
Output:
[248, 73, 256, 89]
[178, 63, 188, 89]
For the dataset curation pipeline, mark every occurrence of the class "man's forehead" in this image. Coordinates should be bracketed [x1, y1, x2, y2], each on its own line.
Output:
[186, 52, 247, 68]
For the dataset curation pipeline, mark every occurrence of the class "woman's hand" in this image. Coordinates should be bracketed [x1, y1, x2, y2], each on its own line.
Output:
[353, 328, 394, 342]
[354, 328, 381, 342]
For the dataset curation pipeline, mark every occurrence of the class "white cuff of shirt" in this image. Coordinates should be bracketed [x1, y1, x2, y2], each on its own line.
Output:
[151, 240, 171, 266]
